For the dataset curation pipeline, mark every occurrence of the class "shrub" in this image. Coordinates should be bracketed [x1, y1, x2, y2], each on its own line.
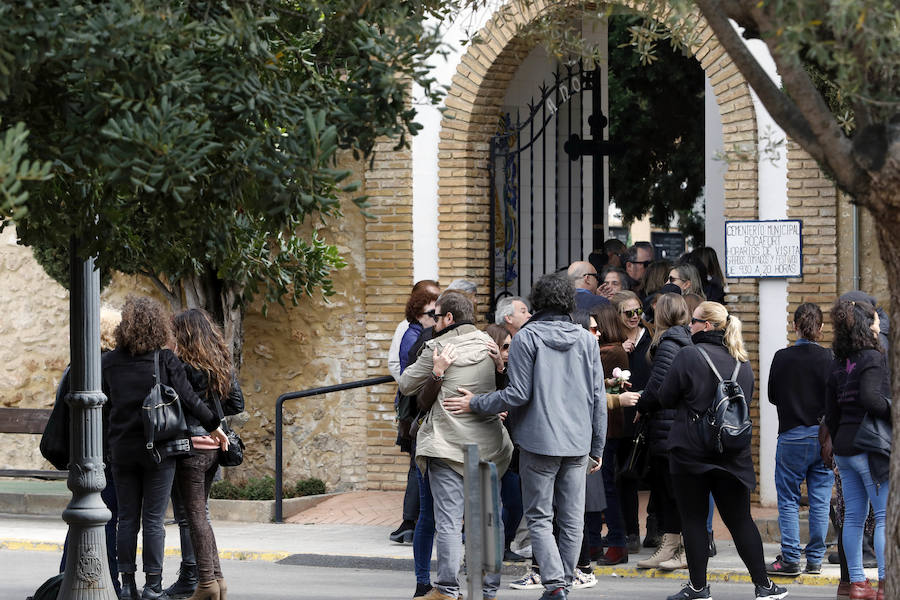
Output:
[294, 477, 326, 497]
[210, 476, 326, 500]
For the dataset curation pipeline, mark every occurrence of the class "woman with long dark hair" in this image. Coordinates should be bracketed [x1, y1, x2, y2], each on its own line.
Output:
[103, 297, 226, 600]
[173, 308, 244, 600]
[658, 301, 786, 600]
[824, 299, 890, 600]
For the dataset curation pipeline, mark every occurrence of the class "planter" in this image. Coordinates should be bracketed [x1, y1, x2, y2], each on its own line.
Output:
[207, 492, 340, 523]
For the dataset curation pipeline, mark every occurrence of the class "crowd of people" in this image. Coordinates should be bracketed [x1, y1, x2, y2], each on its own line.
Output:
[387, 240, 891, 600]
[44, 297, 242, 600]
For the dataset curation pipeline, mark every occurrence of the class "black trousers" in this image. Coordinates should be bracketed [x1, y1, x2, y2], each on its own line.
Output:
[113, 455, 176, 574]
[649, 454, 681, 534]
[671, 469, 768, 588]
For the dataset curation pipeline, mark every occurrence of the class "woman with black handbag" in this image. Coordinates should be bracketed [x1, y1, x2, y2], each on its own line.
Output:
[824, 299, 890, 600]
[171, 308, 245, 600]
[103, 297, 227, 600]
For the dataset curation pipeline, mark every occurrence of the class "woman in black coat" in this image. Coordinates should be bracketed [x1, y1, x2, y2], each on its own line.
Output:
[823, 299, 890, 599]
[657, 301, 786, 600]
[634, 293, 692, 570]
[103, 297, 227, 600]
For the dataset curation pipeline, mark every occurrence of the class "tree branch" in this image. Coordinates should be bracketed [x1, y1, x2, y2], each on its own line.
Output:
[694, 0, 868, 196]
[141, 270, 181, 311]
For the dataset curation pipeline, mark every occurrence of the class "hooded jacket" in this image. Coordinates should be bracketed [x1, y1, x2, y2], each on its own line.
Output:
[468, 312, 607, 459]
[399, 323, 513, 476]
[636, 324, 693, 454]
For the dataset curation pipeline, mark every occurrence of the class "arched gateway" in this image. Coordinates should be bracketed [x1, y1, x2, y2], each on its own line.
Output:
[434, 0, 765, 494]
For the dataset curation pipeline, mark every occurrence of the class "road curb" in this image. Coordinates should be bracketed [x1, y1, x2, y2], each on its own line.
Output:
[1, 538, 841, 585]
[592, 565, 839, 586]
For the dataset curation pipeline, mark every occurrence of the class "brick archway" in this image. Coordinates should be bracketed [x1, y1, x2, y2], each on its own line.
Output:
[436, 0, 764, 495]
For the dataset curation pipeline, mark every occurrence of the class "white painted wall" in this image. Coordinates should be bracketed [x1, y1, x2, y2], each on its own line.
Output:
[739, 28, 790, 507]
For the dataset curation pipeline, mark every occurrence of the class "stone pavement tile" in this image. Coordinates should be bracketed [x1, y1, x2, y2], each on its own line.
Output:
[287, 491, 402, 526]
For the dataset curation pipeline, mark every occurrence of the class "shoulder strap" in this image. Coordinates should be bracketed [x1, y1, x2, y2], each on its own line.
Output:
[695, 347, 724, 382]
[153, 350, 161, 382]
[730, 359, 742, 381]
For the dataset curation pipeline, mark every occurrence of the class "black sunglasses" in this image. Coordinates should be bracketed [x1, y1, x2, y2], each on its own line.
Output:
[628, 260, 652, 267]
[668, 276, 685, 283]
[622, 308, 643, 318]
[426, 310, 448, 320]
[691, 317, 708, 325]
[501, 343, 510, 350]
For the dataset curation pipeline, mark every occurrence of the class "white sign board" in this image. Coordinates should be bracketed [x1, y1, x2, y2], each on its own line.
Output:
[725, 220, 802, 278]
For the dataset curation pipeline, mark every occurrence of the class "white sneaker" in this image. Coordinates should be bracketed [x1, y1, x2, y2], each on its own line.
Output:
[508, 570, 542, 590]
[572, 570, 597, 589]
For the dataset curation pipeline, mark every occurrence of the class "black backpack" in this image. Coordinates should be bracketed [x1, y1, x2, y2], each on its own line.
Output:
[693, 347, 752, 454]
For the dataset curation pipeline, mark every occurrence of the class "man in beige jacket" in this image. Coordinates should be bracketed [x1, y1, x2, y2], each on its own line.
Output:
[400, 291, 513, 600]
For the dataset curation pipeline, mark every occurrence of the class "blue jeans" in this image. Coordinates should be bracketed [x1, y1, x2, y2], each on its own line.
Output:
[600, 439, 626, 547]
[520, 450, 587, 592]
[834, 453, 887, 581]
[774, 429, 834, 563]
[413, 463, 435, 585]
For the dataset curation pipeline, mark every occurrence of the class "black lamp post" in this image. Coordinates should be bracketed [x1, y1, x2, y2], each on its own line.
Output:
[58, 238, 117, 599]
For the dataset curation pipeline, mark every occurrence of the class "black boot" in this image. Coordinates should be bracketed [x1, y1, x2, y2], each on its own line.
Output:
[163, 563, 198, 599]
[643, 513, 660, 548]
[141, 573, 167, 600]
[119, 573, 139, 600]
[707, 531, 717, 557]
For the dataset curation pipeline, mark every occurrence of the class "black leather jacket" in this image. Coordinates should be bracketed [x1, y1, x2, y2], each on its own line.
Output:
[182, 364, 244, 438]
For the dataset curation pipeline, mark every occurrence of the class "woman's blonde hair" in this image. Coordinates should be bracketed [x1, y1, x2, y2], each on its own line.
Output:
[695, 301, 747, 361]
[99, 307, 122, 352]
[648, 293, 689, 360]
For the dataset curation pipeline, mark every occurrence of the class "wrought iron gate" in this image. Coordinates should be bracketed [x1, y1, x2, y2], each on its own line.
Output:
[488, 62, 613, 308]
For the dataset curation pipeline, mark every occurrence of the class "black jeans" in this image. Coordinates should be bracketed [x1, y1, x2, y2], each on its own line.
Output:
[671, 470, 768, 588]
[649, 454, 681, 534]
[175, 449, 222, 582]
[113, 455, 176, 574]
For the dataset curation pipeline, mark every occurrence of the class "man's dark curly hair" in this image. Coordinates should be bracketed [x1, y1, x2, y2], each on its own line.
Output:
[530, 273, 575, 314]
[115, 296, 173, 356]
[831, 299, 880, 359]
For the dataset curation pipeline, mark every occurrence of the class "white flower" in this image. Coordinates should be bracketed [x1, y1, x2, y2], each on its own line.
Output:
[612, 367, 622, 378]
[620, 369, 631, 381]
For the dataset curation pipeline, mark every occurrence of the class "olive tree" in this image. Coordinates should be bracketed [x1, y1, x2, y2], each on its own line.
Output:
[0, 0, 450, 363]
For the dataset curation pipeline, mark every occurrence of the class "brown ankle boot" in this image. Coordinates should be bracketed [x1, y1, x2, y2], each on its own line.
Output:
[187, 580, 220, 600]
[216, 578, 227, 600]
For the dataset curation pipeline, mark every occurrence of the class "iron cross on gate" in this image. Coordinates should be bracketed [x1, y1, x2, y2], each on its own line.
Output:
[563, 67, 624, 252]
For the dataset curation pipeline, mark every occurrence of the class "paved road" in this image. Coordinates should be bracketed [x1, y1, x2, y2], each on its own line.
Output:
[5, 549, 837, 600]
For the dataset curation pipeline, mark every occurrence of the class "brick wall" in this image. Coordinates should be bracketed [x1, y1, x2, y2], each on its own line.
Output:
[364, 139, 415, 489]
[785, 142, 839, 345]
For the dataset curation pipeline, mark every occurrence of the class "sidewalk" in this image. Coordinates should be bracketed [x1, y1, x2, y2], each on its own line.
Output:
[0, 489, 874, 587]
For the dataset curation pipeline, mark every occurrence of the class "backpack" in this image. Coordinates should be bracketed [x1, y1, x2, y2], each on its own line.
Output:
[693, 347, 752, 454]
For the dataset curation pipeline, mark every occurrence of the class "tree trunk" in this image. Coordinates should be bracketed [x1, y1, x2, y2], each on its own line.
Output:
[178, 271, 245, 369]
[867, 191, 899, 598]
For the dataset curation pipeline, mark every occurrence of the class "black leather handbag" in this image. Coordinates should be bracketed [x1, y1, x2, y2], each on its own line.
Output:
[854, 400, 892, 457]
[618, 417, 651, 480]
[142, 351, 190, 463]
[213, 394, 244, 467]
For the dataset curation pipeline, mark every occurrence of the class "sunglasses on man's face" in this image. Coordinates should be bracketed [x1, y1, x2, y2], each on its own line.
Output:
[622, 308, 643, 319]
[425, 310, 448, 320]
[628, 260, 651, 267]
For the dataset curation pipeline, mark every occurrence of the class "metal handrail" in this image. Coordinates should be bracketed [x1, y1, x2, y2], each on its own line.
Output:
[274, 375, 395, 523]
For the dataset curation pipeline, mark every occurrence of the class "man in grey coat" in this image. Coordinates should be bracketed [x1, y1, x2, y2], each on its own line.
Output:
[444, 273, 607, 600]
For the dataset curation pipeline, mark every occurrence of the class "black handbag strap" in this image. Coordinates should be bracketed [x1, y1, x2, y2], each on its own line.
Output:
[145, 350, 161, 451]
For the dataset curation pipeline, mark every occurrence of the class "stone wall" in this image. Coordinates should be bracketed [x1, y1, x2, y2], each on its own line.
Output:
[0, 189, 376, 492]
